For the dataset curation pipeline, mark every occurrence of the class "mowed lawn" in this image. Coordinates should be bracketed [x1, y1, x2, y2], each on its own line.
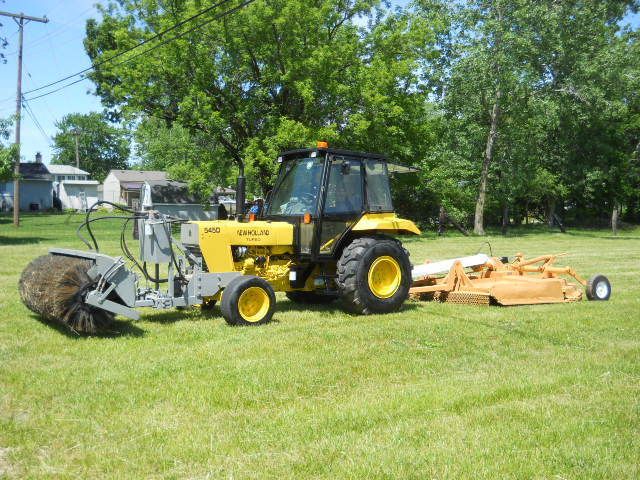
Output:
[1, 213, 639, 479]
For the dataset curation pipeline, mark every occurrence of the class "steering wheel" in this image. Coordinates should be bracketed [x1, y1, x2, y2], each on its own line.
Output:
[282, 193, 316, 215]
[299, 193, 316, 206]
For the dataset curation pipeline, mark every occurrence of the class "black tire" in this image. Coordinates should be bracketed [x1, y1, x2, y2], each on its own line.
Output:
[286, 291, 336, 304]
[200, 298, 217, 311]
[220, 276, 276, 326]
[336, 236, 411, 315]
[586, 274, 611, 301]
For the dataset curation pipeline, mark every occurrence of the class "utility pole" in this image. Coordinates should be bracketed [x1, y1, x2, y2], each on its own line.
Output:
[0, 11, 48, 227]
[72, 128, 81, 169]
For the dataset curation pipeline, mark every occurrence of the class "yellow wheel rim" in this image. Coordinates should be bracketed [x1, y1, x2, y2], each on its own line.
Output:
[368, 255, 402, 299]
[237, 286, 270, 322]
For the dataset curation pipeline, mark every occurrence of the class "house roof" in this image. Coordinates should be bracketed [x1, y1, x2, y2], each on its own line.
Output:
[46, 164, 90, 175]
[145, 180, 199, 205]
[110, 169, 167, 182]
[19, 162, 53, 181]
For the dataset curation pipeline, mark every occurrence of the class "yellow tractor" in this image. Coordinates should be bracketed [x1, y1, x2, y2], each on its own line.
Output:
[20, 143, 421, 332]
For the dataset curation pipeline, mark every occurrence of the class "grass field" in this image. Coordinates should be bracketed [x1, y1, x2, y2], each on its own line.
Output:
[1, 213, 639, 479]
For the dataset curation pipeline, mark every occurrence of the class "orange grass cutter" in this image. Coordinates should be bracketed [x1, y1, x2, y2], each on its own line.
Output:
[410, 253, 611, 306]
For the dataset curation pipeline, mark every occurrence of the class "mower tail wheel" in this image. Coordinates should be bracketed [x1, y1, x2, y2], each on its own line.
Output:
[221, 276, 275, 326]
[585, 274, 611, 301]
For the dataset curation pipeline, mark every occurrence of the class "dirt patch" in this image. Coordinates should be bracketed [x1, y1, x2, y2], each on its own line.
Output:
[0, 446, 18, 478]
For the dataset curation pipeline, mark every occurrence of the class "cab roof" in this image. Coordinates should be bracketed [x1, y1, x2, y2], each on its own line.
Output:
[279, 147, 418, 174]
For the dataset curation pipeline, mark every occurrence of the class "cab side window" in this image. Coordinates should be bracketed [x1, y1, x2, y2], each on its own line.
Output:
[365, 160, 393, 211]
[324, 159, 363, 215]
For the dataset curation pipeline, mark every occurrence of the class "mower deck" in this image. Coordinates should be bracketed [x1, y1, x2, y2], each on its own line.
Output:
[410, 253, 598, 306]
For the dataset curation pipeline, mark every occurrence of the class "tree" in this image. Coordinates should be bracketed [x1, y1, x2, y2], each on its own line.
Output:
[527, 1, 640, 230]
[134, 116, 233, 200]
[415, 0, 639, 233]
[52, 112, 129, 182]
[83, 0, 441, 198]
[0, 117, 16, 181]
[0, 0, 9, 64]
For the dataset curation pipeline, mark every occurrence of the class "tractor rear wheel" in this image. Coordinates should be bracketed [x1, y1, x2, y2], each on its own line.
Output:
[221, 276, 276, 326]
[336, 236, 411, 315]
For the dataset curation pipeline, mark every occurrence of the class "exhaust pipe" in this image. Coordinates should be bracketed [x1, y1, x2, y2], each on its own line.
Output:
[236, 170, 245, 221]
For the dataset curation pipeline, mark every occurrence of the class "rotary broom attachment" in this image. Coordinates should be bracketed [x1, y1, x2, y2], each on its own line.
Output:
[19, 254, 114, 334]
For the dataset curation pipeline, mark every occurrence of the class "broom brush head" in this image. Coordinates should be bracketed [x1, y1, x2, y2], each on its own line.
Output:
[19, 254, 114, 334]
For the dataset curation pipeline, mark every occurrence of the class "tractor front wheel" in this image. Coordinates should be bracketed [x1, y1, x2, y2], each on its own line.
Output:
[336, 236, 411, 315]
[221, 276, 276, 326]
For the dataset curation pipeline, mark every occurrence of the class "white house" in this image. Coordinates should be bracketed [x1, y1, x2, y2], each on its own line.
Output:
[47, 164, 99, 210]
[103, 170, 167, 208]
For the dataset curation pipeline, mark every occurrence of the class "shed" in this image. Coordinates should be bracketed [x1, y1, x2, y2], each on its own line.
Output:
[103, 169, 167, 208]
[141, 180, 220, 220]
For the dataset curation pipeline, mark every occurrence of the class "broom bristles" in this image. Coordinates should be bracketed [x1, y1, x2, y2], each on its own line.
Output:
[19, 254, 114, 334]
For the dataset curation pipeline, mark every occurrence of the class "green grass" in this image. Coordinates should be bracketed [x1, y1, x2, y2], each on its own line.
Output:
[1, 213, 639, 479]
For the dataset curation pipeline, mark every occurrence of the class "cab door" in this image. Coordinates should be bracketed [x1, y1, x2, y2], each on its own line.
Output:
[316, 157, 364, 257]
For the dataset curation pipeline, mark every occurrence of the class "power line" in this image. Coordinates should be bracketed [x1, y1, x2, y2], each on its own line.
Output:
[23, 0, 257, 102]
[25, 76, 88, 101]
[2, 7, 94, 56]
[25, 67, 58, 126]
[23, 0, 236, 96]
[22, 97, 52, 145]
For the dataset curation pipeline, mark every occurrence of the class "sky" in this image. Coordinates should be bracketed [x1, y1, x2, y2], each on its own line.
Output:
[0, 0, 638, 166]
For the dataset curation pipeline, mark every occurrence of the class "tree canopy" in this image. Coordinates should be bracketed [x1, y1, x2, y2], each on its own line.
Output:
[81, 0, 640, 232]
[0, 117, 15, 182]
[51, 112, 129, 182]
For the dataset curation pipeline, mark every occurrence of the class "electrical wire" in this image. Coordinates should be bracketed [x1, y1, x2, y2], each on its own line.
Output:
[24, 76, 88, 101]
[23, 0, 238, 96]
[2, 6, 94, 56]
[23, 0, 257, 102]
[21, 98, 52, 145]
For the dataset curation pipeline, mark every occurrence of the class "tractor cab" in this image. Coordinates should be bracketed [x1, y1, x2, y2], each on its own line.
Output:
[263, 143, 420, 260]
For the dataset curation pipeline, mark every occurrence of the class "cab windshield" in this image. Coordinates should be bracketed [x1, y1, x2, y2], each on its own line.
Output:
[266, 157, 325, 216]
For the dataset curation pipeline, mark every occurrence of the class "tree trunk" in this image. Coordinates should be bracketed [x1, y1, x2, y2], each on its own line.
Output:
[546, 198, 555, 228]
[501, 203, 509, 236]
[474, 89, 501, 236]
[438, 205, 446, 236]
[611, 203, 619, 236]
